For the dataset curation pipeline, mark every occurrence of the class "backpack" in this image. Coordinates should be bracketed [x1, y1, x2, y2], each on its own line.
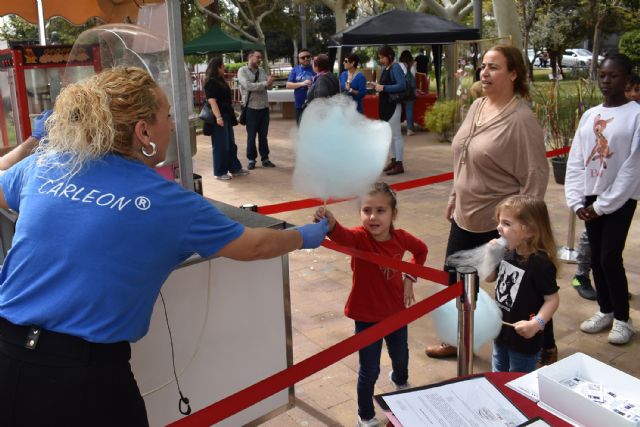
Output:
[403, 69, 416, 101]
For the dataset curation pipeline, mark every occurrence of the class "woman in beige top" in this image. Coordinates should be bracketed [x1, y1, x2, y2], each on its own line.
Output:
[425, 45, 550, 359]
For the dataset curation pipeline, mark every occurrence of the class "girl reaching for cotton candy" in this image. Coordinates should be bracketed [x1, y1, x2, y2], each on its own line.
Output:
[486, 195, 560, 373]
[313, 181, 427, 427]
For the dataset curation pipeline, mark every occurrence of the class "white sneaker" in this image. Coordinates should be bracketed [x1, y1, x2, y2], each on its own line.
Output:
[388, 371, 409, 391]
[580, 311, 613, 333]
[608, 319, 635, 345]
[407, 129, 415, 136]
[356, 416, 381, 427]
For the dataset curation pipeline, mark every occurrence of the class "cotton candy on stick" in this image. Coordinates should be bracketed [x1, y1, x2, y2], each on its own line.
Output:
[446, 237, 508, 281]
[293, 95, 391, 200]
[432, 288, 503, 353]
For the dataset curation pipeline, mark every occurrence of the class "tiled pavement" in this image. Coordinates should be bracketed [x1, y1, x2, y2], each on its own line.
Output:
[191, 114, 640, 427]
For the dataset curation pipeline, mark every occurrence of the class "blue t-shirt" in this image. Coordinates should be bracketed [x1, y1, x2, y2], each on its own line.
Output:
[288, 64, 316, 108]
[0, 154, 244, 343]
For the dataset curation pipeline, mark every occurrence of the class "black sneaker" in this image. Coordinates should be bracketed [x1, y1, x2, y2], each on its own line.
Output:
[572, 275, 596, 301]
[262, 160, 276, 167]
[247, 161, 256, 170]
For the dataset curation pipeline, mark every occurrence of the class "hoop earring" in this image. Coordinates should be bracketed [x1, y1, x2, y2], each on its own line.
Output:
[142, 141, 157, 157]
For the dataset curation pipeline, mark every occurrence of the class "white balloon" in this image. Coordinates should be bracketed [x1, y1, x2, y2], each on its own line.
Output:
[292, 95, 391, 200]
[432, 288, 503, 353]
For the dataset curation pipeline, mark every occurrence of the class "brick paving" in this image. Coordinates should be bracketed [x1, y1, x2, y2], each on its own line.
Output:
[192, 114, 639, 427]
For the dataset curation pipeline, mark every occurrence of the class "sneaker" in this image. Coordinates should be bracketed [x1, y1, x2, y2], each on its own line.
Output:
[356, 416, 381, 427]
[580, 311, 613, 333]
[215, 174, 232, 181]
[231, 168, 250, 177]
[388, 371, 409, 391]
[407, 129, 415, 136]
[608, 319, 635, 345]
[247, 162, 256, 170]
[572, 275, 596, 300]
[537, 345, 558, 368]
[262, 160, 276, 167]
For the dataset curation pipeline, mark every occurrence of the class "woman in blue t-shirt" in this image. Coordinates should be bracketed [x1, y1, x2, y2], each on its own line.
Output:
[0, 67, 328, 426]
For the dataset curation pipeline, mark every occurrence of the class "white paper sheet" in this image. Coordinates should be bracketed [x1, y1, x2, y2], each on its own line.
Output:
[383, 376, 528, 427]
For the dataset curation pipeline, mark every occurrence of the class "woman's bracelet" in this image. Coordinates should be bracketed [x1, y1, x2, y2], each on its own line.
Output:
[533, 314, 545, 330]
[402, 273, 417, 283]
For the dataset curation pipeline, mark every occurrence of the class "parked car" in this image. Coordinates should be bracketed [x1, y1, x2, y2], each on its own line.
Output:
[561, 49, 604, 68]
[527, 49, 542, 67]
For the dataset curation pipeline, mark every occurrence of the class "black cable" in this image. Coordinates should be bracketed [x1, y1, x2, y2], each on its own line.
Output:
[159, 292, 192, 416]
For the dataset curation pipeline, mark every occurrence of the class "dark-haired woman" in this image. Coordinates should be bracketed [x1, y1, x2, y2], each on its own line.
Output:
[305, 54, 340, 105]
[566, 53, 640, 345]
[374, 45, 406, 175]
[203, 57, 249, 180]
[340, 53, 367, 113]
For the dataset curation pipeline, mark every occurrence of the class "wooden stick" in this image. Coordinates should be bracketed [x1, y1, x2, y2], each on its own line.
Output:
[501, 320, 515, 327]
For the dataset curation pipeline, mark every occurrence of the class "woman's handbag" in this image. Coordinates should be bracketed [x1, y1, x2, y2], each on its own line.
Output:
[198, 102, 215, 124]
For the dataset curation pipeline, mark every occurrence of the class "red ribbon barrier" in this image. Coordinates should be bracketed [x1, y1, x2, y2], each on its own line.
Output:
[168, 281, 461, 427]
[257, 148, 569, 216]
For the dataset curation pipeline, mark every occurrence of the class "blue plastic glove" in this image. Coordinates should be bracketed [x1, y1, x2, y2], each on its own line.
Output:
[295, 218, 329, 249]
[31, 109, 53, 141]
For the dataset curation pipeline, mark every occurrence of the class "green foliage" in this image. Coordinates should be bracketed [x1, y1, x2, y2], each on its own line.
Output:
[0, 15, 38, 42]
[530, 78, 601, 154]
[424, 100, 459, 139]
[619, 29, 640, 66]
[224, 62, 247, 73]
[0, 15, 102, 45]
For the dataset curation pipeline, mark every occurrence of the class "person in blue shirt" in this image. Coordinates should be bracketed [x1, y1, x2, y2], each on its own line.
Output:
[339, 53, 367, 113]
[287, 49, 316, 125]
[0, 109, 51, 171]
[0, 66, 328, 426]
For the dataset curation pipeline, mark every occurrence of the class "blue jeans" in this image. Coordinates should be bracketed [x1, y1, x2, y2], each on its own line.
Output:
[403, 100, 414, 131]
[492, 342, 539, 373]
[355, 321, 408, 421]
[245, 107, 270, 163]
[295, 107, 304, 126]
[211, 115, 242, 176]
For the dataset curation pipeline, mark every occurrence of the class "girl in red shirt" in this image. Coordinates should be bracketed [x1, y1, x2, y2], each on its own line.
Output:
[315, 182, 427, 427]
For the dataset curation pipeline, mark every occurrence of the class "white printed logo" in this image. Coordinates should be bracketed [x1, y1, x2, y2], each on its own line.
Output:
[135, 196, 151, 211]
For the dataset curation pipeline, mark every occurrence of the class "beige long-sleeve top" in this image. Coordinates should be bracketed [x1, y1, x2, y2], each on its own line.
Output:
[449, 97, 549, 232]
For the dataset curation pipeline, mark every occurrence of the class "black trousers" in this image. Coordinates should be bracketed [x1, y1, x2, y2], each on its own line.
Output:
[585, 196, 637, 321]
[245, 107, 270, 162]
[0, 317, 148, 427]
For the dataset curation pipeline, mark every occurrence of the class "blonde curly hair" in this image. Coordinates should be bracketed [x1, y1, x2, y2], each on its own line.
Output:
[37, 66, 161, 175]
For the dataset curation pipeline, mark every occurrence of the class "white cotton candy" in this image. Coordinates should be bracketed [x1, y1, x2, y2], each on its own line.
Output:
[292, 95, 391, 200]
[446, 237, 507, 281]
[432, 288, 503, 353]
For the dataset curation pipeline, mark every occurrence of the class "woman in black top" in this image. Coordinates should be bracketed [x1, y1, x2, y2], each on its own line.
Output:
[203, 57, 248, 180]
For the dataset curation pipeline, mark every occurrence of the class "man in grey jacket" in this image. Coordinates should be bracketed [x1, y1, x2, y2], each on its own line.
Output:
[238, 51, 276, 170]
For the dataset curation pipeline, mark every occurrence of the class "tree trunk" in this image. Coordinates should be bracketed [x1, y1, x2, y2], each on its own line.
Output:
[492, 0, 523, 50]
[591, 21, 602, 80]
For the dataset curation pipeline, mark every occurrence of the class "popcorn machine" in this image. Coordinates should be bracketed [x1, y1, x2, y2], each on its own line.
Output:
[0, 43, 100, 147]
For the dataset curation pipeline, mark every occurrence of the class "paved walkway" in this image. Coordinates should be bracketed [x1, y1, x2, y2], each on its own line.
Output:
[192, 114, 639, 427]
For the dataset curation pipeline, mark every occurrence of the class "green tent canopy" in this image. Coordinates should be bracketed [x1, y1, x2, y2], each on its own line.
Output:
[183, 25, 265, 55]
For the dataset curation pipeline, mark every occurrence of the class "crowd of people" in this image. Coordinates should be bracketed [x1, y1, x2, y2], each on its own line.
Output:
[0, 44, 638, 426]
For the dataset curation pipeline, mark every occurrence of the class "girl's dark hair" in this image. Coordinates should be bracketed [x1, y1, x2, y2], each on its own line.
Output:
[367, 181, 397, 212]
[377, 45, 395, 62]
[603, 53, 632, 76]
[485, 45, 529, 98]
[346, 53, 360, 67]
[629, 73, 640, 86]
[205, 56, 228, 88]
[314, 54, 332, 72]
[399, 50, 413, 66]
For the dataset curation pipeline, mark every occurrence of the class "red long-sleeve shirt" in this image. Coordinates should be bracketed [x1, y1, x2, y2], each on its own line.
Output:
[329, 222, 428, 322]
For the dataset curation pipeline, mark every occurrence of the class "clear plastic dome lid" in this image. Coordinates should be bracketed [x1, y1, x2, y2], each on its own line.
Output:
[66, 23, 172, 102]
[66, 23, 195, 166]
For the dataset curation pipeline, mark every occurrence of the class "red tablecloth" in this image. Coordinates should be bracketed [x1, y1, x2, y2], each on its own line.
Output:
[383, 371, 571, 426]
[362, 92, 437, 127]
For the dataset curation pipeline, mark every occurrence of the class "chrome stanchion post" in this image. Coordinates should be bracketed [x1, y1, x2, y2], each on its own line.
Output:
[558, 208, 578, 263]
[456, 266, 479, 376]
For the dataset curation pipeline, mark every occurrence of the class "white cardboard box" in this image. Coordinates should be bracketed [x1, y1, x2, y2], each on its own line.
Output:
[538, 352, 640, 427]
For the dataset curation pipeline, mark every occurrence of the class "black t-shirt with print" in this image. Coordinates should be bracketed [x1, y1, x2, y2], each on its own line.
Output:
[494, 250, 558, 355]
[204, 79, 234, 117]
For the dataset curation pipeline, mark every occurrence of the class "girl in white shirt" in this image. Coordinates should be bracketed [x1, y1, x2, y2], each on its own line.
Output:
[565, 53, 640, 345]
